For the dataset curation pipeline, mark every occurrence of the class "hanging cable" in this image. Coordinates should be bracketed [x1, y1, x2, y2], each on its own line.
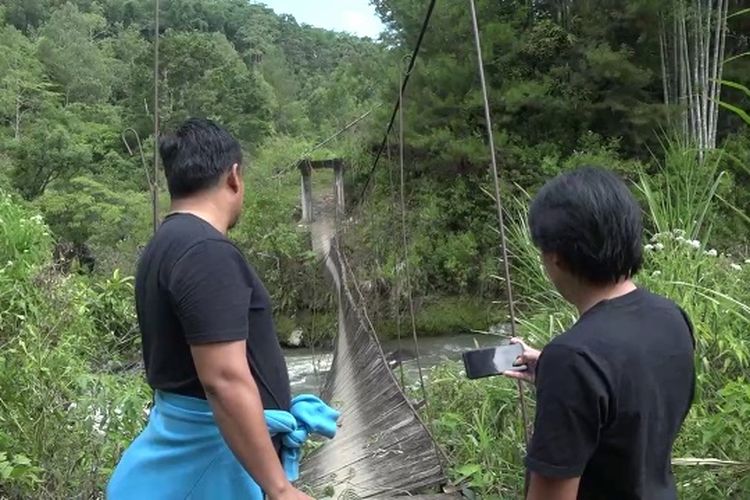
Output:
[358, 0, 438, 200]
[277, 107, 378, 177]
[386, 135, 406, 388]
[397, 55, 429, 409]
[468, 0, 530, 445]
[122, 128, 157, 234]
[152, 0, 160, 230]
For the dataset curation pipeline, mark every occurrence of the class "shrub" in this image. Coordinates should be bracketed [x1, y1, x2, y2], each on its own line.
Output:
[0, 192, 150, 498]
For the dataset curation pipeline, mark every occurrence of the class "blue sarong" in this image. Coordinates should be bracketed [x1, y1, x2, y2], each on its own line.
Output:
[107, 391, 339, 499]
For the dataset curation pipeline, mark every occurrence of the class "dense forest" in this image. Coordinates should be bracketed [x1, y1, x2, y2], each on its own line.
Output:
[0, 0, 749, 498]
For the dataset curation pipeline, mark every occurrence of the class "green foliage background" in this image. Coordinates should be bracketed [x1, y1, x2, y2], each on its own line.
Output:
[0, 0, 747, 498]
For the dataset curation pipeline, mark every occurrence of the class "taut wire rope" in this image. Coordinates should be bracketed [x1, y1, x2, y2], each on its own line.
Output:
[152, 0, 160, 232]
[468, 0, 531, 445]
[397, 54, 429, 408]
[358, 0, 438, 200]
[386, 135, 407, 388]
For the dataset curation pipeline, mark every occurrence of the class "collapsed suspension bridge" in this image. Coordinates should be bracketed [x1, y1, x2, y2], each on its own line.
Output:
[291, 1, 530, 497]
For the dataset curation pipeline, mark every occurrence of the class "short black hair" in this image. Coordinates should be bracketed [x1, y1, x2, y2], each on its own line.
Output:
[528, 166, 643, 284]
[159, 118, 243, 198]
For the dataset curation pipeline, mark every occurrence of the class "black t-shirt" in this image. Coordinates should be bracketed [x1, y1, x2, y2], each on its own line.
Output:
[135, 213, 291, 411]
[526, 288, 695, 500]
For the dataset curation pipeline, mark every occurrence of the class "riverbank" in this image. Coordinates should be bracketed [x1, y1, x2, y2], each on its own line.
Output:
[276, 295, 506, 348]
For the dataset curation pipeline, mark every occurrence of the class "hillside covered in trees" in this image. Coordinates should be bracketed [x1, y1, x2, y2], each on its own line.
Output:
[0, 0, 749, 498]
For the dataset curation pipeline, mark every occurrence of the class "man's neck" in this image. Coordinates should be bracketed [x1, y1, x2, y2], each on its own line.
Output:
[573, 279, 637, 315]
[170, 198, 229, 235]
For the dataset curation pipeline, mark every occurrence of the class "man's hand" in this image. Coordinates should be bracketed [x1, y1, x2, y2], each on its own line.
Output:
[268, 485, 315, 500]
[503, 337, 541, 384]
[526, 472, 580, 500]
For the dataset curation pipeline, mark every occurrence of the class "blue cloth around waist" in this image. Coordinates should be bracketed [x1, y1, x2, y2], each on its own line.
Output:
[106, 390, 339, 500]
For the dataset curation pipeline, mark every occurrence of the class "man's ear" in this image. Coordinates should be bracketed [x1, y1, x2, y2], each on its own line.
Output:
[227, 163, 242, 193]
[542, 251, 564, 268]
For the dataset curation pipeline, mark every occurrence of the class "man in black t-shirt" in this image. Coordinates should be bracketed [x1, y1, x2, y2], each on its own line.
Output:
[110, 118, 311, 500]
[504, 167, 695, 500]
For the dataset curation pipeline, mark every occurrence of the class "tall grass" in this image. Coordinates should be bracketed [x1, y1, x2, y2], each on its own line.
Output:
[426, 140, 750, 499]
[636, 136, 727, 240]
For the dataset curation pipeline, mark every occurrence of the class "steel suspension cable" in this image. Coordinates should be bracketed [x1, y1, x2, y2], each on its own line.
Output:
[397, 56, 428, 408]
[386, 135, 407, 388]
[358, 0, 438, 200]
[152, 0, 160, 232]
[468, 0, 530, 445]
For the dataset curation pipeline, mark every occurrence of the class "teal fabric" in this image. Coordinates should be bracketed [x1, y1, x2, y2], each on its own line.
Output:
[107, 391, 339, 499]
[265, 394, 340, 481]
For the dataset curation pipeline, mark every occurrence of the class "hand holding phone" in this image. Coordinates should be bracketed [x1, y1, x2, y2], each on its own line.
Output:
[462, 343, 527, 380]
[502, 338, 541, 384]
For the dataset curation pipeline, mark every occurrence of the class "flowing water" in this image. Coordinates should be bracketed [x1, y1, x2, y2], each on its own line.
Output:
[284, 333, 503, 395]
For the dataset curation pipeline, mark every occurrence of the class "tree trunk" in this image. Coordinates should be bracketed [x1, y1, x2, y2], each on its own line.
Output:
[710, 0, 728, 147]
[14, 94, 21, 140]
[660, 24, 671, 107]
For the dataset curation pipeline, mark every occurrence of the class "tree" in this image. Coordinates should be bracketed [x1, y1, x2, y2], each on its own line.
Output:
[659, 0, 731, 156]
[131, 30, 275, 142]
[8, 109, 93, 199]
[371, 0, 666, 186]
[0, 25, 55, 139]
[1, 0, 55, 31]
[37, 3, 115, 104]
[37, 176, 149, 247]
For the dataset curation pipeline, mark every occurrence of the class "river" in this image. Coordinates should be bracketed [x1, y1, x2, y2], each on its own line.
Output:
[284, 333, 503, 395]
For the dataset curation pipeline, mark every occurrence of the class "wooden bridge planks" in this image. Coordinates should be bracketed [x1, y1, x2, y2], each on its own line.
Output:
[299, 235, 448, 498]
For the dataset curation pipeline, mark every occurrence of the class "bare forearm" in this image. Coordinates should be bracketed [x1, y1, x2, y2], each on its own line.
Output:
[527, 472, 580, 500]
[206, 379, 290, 496]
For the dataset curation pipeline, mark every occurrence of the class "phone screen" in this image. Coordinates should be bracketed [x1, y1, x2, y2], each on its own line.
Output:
[462, 343, 526, 379]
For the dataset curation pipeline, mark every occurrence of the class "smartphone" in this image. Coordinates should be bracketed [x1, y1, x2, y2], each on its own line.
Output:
[462, 343, 526, 380]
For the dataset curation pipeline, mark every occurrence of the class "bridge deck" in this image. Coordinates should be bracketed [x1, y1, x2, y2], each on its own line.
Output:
[299, 192, 449, 498]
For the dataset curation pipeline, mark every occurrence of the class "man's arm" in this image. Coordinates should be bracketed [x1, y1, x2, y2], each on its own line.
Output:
[527, 473, 580, 500]
[191, 340, 310, 500]
[169, 241, 311, 500]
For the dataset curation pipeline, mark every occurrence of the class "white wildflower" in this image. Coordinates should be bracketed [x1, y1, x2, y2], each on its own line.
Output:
[644, 244, 654, 251]
[651, 270, 662, 277]
[704, 249, 718, 257]
[675, 235, 686, 243]
[745, 259, 750, 265]
[730, 263, 742, 272]
[689, 240, 701, 249]
[654, 243, 664, 251]
[91, 408, 106, 437]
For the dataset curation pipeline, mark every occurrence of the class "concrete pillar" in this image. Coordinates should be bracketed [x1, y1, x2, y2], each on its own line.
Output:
[334, 160, 345, 220]
[299, 161, 313, 223]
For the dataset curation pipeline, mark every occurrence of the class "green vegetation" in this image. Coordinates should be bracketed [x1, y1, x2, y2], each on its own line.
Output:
[0, 193, 149, 498]
[0, 0, 748, 498]
[0, 1, 378, 495]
